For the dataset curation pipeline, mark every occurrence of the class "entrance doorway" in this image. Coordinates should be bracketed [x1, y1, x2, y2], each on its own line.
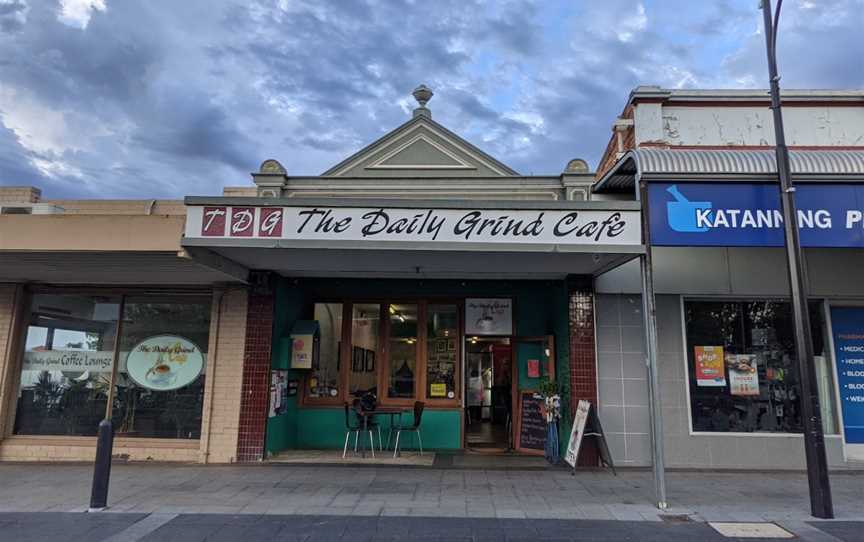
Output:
[464, 337, 512, 452]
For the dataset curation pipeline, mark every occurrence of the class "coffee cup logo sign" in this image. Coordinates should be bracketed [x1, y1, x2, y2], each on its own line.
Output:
[126, 335, 204, 391]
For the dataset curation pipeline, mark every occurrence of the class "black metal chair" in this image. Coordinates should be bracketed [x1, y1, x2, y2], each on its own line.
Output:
[393, 401, 424, 458]
[343, 402, 378, 458]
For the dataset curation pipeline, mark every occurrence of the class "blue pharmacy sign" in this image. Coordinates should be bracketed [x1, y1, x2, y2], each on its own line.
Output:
[648, 182, 864, 247]
[829, 307, 864, 445]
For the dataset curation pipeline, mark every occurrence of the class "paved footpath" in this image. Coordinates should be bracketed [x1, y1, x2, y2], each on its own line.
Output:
[0, 463, 860, 541]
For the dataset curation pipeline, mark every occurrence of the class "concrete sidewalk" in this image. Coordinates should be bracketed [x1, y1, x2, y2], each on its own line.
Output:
[0, 462, 860, 524]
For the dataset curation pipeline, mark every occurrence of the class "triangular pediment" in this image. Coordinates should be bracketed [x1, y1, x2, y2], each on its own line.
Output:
[323, 116, 518, 177]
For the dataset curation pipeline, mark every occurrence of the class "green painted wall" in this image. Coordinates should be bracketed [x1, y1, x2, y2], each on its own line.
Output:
[293, 408, 461, 450]
[264, 277, 572, 456]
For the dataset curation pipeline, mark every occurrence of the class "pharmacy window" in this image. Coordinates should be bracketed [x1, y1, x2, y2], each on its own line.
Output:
[684, 299, 838, 434]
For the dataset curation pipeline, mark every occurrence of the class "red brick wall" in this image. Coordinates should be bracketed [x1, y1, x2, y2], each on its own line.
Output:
[236, 275, 275, 462]
[567, 276, 599, 466]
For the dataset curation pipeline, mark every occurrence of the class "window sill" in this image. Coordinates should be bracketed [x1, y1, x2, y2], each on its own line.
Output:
[4, 434, 201, 449]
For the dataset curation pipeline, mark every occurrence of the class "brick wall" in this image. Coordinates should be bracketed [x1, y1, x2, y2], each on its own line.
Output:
[200, 288, 249, 463]
[0, 186, 41, 204]
[567, 276, 599, 466]
[236, 277, 274, 462]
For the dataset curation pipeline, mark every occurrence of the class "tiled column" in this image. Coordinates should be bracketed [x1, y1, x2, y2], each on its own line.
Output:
[236, 273, 275, 462]
[567, 275, 599, 466]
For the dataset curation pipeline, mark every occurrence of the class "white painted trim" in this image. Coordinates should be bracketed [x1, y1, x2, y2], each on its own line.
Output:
[365, 133, 477, 170]
[329, 122, 510, 176]
[284, 190, 561, 200]
[822, 301, 848, 462]
[679, 295, 695, 436]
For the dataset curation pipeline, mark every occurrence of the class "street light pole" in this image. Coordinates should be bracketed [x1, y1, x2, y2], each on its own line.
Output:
[760, 0, 833, 519]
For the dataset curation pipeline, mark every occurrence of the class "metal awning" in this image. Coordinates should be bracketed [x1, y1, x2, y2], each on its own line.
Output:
[593, 148, 864, 193]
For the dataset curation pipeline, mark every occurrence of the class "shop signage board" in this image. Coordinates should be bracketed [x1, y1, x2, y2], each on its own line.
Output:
[23, 350, 115, 373]
[829, 307, 864, 461]
[465, 298, 512, 335]
[126, 335, 205, 391]
[648, 182, 864, 247]
[186, 205, 641, 246]
[564, 400, 615, 473]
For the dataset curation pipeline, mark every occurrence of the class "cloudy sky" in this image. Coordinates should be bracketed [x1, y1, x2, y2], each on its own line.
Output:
[0, 0, 862, 199]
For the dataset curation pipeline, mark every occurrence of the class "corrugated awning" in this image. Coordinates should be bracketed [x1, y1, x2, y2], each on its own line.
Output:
[593, 148, 864, 193]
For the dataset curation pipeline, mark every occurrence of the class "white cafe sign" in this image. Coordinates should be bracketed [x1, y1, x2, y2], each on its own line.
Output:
[186, 205, 641, 246]
[126, 335, 204, 391]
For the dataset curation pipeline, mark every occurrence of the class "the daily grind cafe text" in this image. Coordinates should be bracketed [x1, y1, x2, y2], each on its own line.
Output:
[187, 205, 641, 246]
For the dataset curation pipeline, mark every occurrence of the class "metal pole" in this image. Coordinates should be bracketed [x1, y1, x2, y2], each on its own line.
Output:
[760, 0, 833, 519]
[89, 296, 125, 511]
[638, 179, 667, 510]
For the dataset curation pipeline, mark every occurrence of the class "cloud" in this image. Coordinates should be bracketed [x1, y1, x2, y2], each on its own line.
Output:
[0, 0, 861, 198]
[57, 0, 105, 29]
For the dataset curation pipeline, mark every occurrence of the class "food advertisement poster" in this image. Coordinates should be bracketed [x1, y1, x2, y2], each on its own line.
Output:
[126, 335, 204, 392]
[727, 354, 759, 396]
[694, 346, 726, 387]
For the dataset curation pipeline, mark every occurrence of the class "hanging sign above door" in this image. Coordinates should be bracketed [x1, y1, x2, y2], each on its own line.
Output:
[465, 298, 513, 336]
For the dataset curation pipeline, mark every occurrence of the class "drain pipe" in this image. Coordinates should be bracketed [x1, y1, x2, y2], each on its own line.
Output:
[201, 289, 226, 464]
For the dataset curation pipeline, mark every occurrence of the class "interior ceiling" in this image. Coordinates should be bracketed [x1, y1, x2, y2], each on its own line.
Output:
[213, 247, 638, 279]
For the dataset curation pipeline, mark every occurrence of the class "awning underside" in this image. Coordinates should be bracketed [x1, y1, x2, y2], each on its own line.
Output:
[0, 251, 243, 285]
[204, 245, 639, 279]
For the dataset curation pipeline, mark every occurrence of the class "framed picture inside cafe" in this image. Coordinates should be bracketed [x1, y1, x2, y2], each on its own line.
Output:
[465, 298, 513, 336]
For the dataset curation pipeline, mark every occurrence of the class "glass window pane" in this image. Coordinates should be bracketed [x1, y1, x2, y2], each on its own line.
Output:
[15, 294, 120, 436]
[113, 296, 210, 439]
[388, 303, 417, 399]
[684, 299, 829, 434]
[427, 304, 458, 399]
[350, 303, 379, 395]
[308, 303, 342, 399]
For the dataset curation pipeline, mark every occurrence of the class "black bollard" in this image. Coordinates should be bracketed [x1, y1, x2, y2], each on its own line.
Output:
[89, 419, 114, 510]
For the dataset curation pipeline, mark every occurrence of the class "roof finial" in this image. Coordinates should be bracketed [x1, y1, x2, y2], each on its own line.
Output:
[412, 84, 433, 118]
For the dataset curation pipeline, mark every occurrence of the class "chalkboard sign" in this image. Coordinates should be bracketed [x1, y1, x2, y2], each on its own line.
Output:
[516, 391, 546, 455]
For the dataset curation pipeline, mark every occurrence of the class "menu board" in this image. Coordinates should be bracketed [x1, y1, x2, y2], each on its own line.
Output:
[516, 391, 546, 455]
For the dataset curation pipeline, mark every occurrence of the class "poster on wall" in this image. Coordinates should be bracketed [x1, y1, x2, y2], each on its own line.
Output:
[269, 370, 288, 417]
[694, 346, 726, 387]
[125, 335, 204, 392]
[829, 307, 864, 459]
[465, 298, 513, 336]
[727, 354, 759, 396]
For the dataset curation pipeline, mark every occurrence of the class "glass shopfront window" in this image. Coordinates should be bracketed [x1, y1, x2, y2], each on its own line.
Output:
[684, 299, 837, 434]
[15, 294, 120, 436]
[308, 303, 343, 400]
[350, 303, 379, 395]
[426, 304, 458, 400]
[13, 291, 211, 440]
[387, 303, 418, 399]
[112, 296, 210, 439]
[301, 299, 463, 406]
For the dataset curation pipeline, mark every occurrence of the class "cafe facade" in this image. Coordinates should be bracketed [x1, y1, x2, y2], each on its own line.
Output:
[0, 86, 862, 471]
